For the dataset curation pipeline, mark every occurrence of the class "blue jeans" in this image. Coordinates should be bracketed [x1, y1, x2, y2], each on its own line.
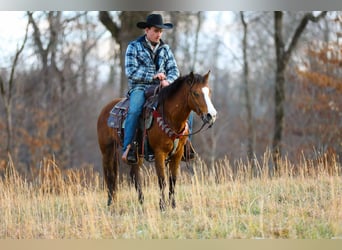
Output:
[188, 111, 194, 141]
[123, 87, 146, 152]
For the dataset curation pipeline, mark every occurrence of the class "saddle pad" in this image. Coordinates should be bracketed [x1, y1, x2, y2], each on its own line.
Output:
[107, 98, 129, 128]
[107, 93, 158, 129]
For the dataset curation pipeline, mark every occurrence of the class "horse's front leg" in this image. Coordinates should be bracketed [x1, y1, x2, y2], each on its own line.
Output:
[169, 172, 177, 209]
[168, 155, 181, 209]
[154, 152, 167, 211]
[129, 159, 144, 205]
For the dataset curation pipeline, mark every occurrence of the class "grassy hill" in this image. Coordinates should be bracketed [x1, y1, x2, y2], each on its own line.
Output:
[0, 154, 341, 239]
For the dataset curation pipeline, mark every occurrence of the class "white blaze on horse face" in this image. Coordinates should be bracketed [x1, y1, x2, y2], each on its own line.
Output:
[202, 87, 217, 121]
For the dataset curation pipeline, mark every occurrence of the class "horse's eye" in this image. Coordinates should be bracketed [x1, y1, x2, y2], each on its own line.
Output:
[192, 91, 200, 97]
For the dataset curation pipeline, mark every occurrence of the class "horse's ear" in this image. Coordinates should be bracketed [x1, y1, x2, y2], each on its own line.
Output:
[204, 70, 211, 82]
[188, 71, 195, 85]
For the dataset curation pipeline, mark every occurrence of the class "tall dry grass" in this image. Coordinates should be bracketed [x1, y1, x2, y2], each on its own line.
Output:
[0, 152, 341, 239]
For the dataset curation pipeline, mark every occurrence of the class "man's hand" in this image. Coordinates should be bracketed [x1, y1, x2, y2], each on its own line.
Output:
[160, 79, 169, 88]
[153, 73, 166, 81]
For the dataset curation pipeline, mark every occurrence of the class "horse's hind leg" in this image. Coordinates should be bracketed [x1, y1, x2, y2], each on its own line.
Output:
[130, 162, 144, 205]
[102, 144, 118, 206]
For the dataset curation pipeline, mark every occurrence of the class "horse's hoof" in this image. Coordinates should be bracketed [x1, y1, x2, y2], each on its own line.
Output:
[159, 202, 166, 212]
[139, 194, 144, 205]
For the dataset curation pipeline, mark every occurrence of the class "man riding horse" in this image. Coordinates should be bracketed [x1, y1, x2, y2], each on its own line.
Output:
[122, 13, 196, 163]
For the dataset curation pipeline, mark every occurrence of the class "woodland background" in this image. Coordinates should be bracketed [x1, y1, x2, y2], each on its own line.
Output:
[0, 11, 341, 177]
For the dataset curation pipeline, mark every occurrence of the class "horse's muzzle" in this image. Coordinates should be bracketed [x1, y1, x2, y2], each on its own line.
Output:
[202, 113, 216, 127]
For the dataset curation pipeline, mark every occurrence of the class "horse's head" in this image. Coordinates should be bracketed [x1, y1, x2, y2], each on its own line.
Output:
[187, 71, 217, 127]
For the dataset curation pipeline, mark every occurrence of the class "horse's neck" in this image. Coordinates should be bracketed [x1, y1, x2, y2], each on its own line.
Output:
[161, 92, 191, 132]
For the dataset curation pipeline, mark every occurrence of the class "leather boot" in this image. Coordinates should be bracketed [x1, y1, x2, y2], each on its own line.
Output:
[122, 144, 137, 164]
[182, 140, 196, 161]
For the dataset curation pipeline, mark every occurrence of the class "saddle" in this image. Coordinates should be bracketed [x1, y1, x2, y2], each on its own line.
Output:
[107, 85, 159, 161]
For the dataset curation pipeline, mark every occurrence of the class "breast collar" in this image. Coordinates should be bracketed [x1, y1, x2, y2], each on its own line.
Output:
[152, 110, 188, 140]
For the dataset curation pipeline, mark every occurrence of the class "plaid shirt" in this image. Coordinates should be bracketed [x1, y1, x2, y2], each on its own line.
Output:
[125, 35, 179, 88]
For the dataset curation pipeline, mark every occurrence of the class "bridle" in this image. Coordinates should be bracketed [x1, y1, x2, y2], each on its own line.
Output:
[156, 77, 214, 139]
[185, 79, 214, 134]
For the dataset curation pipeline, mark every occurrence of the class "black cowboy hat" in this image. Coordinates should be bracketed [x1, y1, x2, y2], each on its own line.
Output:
[137, 14, 173, 29]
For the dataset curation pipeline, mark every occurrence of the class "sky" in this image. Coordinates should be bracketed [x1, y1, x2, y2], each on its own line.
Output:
[0, 11, 236, 54]
[0, 11, 28, 67]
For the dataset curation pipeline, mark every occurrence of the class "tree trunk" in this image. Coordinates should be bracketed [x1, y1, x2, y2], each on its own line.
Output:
[191, 12, 203, 70]
[240, 12, 255, 170]
[272, 11, 285, 171]
[272, 11, 327, 172]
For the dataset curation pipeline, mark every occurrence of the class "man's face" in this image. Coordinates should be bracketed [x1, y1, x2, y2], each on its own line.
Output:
[145, 26, 163, 44]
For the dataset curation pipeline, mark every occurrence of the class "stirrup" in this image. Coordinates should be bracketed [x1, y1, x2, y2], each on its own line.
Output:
[146, 154, 155, 162]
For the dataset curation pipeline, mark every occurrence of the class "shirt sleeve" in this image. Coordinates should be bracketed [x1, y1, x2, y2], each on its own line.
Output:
[164, 46, 180, 83]
[125, 42, 155, 83]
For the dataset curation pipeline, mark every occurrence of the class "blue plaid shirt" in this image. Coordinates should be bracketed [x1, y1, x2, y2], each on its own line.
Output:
[125, 35, 179, 88]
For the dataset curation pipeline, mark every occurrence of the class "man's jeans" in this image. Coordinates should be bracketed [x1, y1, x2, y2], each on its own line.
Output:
[188, 111, 194, 140]
[123, 87, 146, 152]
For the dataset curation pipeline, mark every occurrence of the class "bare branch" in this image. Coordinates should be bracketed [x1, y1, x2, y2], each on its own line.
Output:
[98, 11, 120, 39]
[27, 12, 44, 55]
[0, 75, 4, 97]
[8, 19, 29, 99]
[63, 11, 87, 24]
[284, 11, 327, 64]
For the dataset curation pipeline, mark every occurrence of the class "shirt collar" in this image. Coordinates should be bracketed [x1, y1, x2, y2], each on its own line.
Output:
[145, 36, 160, 53]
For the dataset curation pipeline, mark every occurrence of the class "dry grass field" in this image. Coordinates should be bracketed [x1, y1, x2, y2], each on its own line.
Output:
[0, 153, 341, 239]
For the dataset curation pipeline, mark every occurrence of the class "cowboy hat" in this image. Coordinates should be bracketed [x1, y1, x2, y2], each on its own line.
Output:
[137, 14, 173, 29]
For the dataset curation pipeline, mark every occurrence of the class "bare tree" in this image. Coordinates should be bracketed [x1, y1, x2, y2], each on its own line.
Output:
[21, 11, 103, 169]
[0, 20, 29, 156]
[191, 12, 204, 70]
[272, 11, 327, 171]
[28, 12, 62, 89]
[240, 12, 255, 166]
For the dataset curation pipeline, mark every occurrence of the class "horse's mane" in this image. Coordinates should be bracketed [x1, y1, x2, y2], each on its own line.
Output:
[157, 73, 205, 104]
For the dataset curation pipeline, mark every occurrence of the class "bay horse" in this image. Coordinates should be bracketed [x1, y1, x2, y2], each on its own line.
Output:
[97, 71, 217, 210]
